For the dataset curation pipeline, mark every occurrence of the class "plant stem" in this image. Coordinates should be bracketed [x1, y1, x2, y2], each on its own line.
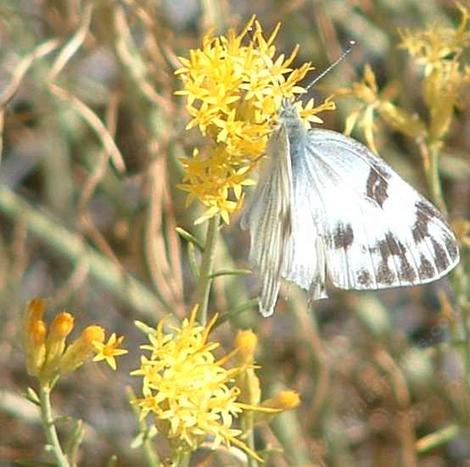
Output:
[126, 387, 160, 467]
[194, 215, 219, 324]
[423, 141, 470, 391]
[171, 447, 191, 467]
[38, 384, 71, 467]
[426, 141, 447, 214]
[243, 414, 257, 467]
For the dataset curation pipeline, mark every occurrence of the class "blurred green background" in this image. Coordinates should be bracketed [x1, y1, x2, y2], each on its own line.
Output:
[0, 1, 469, 466]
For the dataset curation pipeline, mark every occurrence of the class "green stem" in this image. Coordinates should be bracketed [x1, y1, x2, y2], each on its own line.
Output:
[424, 141, 470, 391]
[126, 387, 160, 467]
[460, 301, 470, 393]
[38, 384, 71, 467]
[243, 414, 257, 467]
[171, 447, 191, 467]
[424, 141, 447, 214]
[194, 215, 219, 324]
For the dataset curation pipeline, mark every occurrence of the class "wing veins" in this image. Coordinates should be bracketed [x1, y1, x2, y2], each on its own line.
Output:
[305, 145, 386, 288]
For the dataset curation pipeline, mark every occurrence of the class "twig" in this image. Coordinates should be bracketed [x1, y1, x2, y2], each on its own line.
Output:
[38, 384, 71, 467]
[194, 215, 219, 324]
[47, 3, 93, 82]
[375, 349, 417, 467]
[0, 38, 61, 108]
[48, 83, 126, 174]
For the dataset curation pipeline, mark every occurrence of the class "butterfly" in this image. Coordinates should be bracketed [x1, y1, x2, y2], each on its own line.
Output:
[241, 98, 460, 317]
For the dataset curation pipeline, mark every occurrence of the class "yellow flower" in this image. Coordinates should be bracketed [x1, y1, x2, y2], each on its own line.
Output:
[261, 390, 301, 411]
[398, 4, 470, 141]
[132, 307, 262, 461]
[337, 64, 425, 152]
[398, 4, 470, 76]
[22, 298, 126, 383]
[176, 16, 334, 223]
[178, 147, 255, 224]
[58, 326, 105, 375]
[339, 5, 470, 149]
[93, 333, 128, 370]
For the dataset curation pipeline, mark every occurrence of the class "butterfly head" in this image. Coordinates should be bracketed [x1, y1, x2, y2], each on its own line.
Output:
[279, 98, 301, 123]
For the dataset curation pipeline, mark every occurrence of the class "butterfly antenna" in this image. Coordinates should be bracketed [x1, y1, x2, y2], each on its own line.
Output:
[305, 40, 356, 92]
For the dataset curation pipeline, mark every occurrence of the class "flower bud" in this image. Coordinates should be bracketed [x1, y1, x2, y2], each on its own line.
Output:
[41, 312, 75, 381]
[59, 326, 105, 375]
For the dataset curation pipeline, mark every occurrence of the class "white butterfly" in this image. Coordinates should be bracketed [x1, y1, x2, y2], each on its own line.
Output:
[241, 98, 460, 317]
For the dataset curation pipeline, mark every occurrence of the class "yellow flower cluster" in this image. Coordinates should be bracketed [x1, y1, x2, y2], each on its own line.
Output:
[132, 310, 300, 461]
[339, 4, 470, 150]
[398, 4, 469, 74]
[176, 17, 334, 223]
[398, 3, 470, 141]
[132, 308, 257, 458]
[23, 298, 127, 384]
[337, 64, 426, 153]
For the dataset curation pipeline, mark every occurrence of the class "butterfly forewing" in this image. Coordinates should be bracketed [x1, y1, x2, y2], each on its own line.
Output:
[241, 123, 293, 316]
[296, 128, 459, 291]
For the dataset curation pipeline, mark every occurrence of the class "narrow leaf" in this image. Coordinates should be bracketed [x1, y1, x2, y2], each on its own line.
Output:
[209, 268, 252, 279]
[176, 227, 204, 251]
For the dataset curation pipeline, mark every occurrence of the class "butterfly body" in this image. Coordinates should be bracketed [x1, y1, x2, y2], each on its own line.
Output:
[242, 100, 459, 316]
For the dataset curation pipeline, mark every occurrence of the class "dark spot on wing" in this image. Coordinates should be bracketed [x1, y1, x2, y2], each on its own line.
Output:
[444, 235, 459, 261]
[377, 261, 395, 285]
[385, 233, 406, 256]
[377, 232, 406, 259]
[378, 239, 390, 261]
[379, 233, 416, 283]
[418, 254, 435, 279]
[366, 168, 389, 207]
[417, 200, 443, 220]
[357, 269, 372, 286]
[399, 255, 416, 282]
[412, 211, 429, 241]
[333, 223, 354, 249]
[412, 200, 445, 242]
[431, 238, 449, 272]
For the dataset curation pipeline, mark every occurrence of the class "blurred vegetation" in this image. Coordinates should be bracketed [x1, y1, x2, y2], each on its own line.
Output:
[0, 0, 469, 466]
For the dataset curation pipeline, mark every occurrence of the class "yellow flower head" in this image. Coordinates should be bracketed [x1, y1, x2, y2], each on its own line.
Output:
[398, 4, 470, 75]
[176, 16, 334, 224]
[336, 64, 426, 152]
[93, 333, 128, 370]
[22, 298, 126, 383]
[399, 4, 470, 140]
[132, 307, 261, 460]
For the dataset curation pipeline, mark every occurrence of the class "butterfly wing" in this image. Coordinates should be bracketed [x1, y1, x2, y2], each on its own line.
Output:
[288, 128, 459, 293]
[241, 124, 293, 316]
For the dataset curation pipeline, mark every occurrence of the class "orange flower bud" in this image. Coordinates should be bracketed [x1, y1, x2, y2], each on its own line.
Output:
[59, 326, 105, 375]
[25, 320, 47, 377]
[262, 390, 301, 411]
[235, 329, 257, 364]
[41, 312, 75, 381]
